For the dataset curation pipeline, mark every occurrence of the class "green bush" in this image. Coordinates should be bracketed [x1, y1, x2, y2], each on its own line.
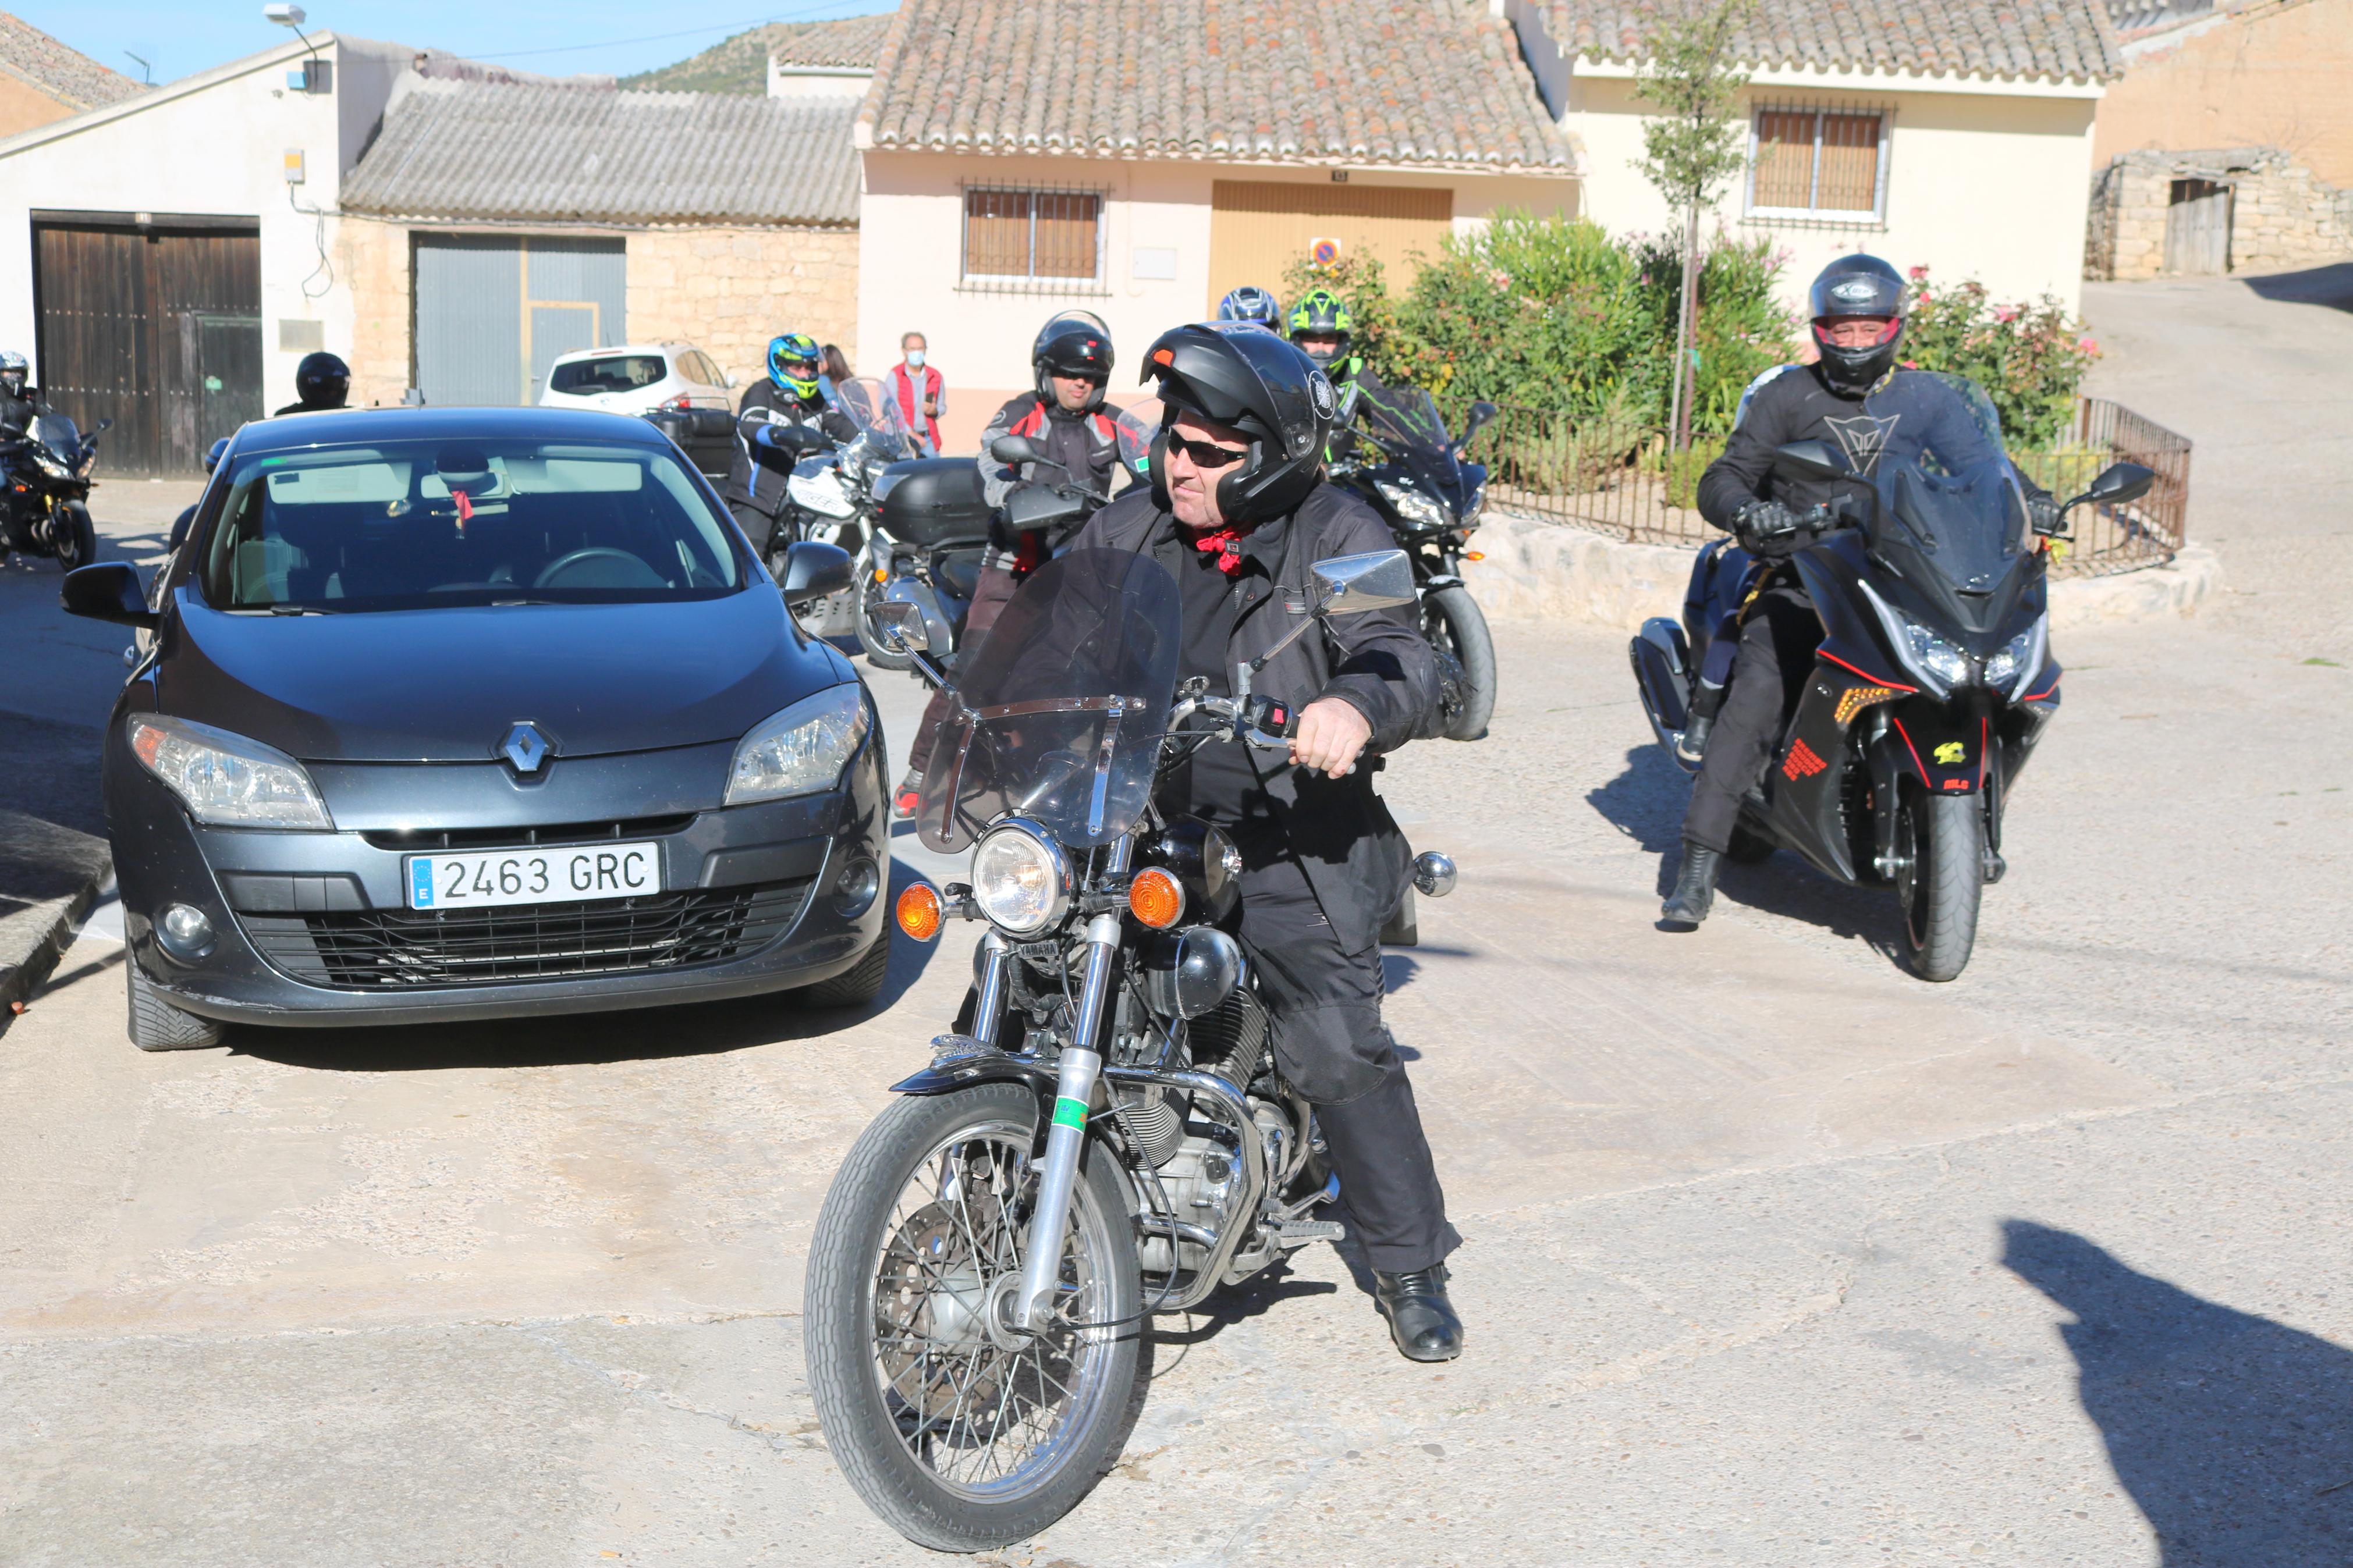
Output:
[1627, 233, 1802, 435]
[1898, 267, 2100, 446]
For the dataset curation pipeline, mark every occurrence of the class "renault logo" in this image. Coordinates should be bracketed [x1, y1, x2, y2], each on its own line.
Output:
[500, 722, 551, 773]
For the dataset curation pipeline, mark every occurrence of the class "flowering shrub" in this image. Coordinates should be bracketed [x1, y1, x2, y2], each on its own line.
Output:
[1627, 232, 1804, 434]
[1897, 267, 2100, 445]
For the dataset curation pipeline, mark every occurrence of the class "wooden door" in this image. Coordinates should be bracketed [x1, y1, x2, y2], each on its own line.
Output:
[1208, 181, 1452, 314]
[2165, 179, 2233, 275]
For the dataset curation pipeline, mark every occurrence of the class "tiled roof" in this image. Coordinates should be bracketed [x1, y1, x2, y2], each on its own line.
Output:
[1542, 0, 2121, 83]
[342, 77, 859, 226]
[766, 14, 895, 67]
[858, 0, 1574, 172]
[0, 12, 150, 111]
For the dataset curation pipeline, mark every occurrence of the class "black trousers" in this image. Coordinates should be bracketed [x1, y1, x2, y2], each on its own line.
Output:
[1683, 579, 1821, 855]
[730, 499, 780, 560]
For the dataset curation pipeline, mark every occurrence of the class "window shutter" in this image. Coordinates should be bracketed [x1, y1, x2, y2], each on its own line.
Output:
[965, 189, 1032, 276]
[1816, 114, 1882, 214]
[1752, 111, 1818, 211]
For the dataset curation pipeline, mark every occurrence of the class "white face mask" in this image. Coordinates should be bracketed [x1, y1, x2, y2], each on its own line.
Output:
[904, 349, 926, 369]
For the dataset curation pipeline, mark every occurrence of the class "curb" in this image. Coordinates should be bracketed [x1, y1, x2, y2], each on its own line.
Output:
[1462, 511, 2224, 631]
[0, 856, 113, 1018]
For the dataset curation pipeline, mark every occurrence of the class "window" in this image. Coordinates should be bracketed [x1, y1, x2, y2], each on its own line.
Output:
[1748, 108, 1887, 219]
[549, 354, 669, 396]
[963, 188, 1103, 283]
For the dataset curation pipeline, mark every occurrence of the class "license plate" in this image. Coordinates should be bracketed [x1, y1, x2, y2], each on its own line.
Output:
[404, 842, 662, 911]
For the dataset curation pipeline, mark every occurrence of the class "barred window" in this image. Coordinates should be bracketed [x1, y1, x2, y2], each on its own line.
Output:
[1748, 109, 1887, 219]
[963, 189, 1102, 282]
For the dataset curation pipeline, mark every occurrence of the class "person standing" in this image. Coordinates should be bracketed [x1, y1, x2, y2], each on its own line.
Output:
[887, 331, 946, 455]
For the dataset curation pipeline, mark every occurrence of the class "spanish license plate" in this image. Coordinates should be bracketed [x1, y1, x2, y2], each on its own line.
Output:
[404, 842, 662, 911]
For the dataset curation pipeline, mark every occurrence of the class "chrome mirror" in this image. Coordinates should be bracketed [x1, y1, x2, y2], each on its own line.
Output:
[869, 599, 930, 652]
[1311, 549, 1416, 615]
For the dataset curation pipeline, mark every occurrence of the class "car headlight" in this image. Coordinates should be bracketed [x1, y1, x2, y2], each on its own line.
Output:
[970, 820, 1073, 935]
[1900, 618, 1972, 688]
[126, 714, 333, 830]
[1982, 619, 2046, 691]
[1375, 478, 1452, 533]
[725, 684, 869, 805]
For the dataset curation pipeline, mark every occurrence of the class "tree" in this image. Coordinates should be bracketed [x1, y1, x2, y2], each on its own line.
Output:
[1631, 0, 1753, 450]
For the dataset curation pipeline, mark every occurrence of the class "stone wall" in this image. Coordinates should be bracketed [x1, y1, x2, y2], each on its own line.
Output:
[2087, 147, 2353, 279]
[626, 225, 860, 390]
[336, 216, 413, 410]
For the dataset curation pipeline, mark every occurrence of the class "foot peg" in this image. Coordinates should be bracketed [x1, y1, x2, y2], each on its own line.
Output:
[1269, 1218, 1346, 1249]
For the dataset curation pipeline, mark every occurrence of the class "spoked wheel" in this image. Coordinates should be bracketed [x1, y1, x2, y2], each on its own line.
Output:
[1893, 788, 1983, 982]
[1421, 585, 1495, 741]
[805, 1083, 1144, 1551]
[52, 502, 95, 571]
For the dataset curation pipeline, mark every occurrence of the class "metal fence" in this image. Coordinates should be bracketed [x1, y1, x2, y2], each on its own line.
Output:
[1449, 394, 2191, 579]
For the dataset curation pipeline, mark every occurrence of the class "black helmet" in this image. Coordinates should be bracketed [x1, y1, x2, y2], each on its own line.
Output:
[0, 350, 25, 400]
[1806, 255, 1907, 396]
[295, 351, 351, 410]
[1032, 312, 1114, 411]
[1140, 321, 1336, 527]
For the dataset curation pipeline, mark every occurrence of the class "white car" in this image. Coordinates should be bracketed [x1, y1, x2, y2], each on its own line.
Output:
[538, 343, 733, 414]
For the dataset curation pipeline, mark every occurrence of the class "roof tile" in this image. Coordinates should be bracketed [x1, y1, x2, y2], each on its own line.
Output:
[1539, 0, 2121, 82]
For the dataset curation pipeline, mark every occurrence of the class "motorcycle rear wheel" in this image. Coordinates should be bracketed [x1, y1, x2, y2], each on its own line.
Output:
[1423, 584, 1495, 741]
[805, 1083, 1144, 1551]
[1894, 789, 1982, 982]
[53, 501, 95, 571]
[856, 572, 913, 671]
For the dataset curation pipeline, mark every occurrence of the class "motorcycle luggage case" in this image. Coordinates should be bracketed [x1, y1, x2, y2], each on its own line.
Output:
[644, 408, 734, 485]
[878, 458, 992, 546]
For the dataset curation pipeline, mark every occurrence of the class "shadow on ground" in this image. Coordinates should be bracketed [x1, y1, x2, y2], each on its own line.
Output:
[2242, 262, 2353, 314]
[2004, 1220, 2353, 1565]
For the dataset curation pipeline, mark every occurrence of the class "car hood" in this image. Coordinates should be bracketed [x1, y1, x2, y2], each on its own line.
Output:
[157, 587, 850, 763]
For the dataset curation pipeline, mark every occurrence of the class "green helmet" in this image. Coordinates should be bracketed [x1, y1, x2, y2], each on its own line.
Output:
[1284, 289, 1354, 369]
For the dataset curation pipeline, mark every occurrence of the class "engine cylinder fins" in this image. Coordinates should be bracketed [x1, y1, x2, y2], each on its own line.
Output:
[1187, 986, 1271, 1092]
[1113, 1082, 1189, 1167]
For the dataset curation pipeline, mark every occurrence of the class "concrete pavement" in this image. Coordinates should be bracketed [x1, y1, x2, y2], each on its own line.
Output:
[1, 281, 2349, 1566]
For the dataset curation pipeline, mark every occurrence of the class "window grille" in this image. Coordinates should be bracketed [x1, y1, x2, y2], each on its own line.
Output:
[960, 184, 1108, 293]
[1746, 106, 1891, 222]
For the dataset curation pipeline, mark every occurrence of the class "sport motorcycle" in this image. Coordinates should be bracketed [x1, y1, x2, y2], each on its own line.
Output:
[2, 412, 109, 570]
[1628, 371, 2153, 980]
[803, 545, 1456, 1549]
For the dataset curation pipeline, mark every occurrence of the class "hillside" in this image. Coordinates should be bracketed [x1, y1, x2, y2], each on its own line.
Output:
[620, 12, 895, 94]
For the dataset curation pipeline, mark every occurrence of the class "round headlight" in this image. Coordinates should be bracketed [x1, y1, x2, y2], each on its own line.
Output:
[970, 822, 1071, 935]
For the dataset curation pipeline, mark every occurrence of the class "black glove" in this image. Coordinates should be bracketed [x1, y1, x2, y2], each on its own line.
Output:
[2027, 494, 2064, 537]
[1734, 499, 1804, 558]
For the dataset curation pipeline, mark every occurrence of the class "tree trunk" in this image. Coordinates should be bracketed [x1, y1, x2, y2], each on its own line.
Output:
[1671, 200, 1701, 453]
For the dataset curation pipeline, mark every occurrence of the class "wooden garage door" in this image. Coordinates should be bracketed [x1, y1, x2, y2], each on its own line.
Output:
[32, 219, 261, 476]
[1207, 182, 1453, 314]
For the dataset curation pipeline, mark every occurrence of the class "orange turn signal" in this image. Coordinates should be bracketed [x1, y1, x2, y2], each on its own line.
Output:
[896, 883, 943, 942]
[1464, 550, 1485, 561]
[1127, 867, 1185, 930]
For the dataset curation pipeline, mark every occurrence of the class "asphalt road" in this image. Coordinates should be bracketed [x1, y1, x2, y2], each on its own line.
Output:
[2, 278, 2349, 1567]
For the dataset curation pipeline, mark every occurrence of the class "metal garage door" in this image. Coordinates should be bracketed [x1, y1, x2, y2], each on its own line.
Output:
[1207, 182, 1452, 316]
[414, 235, 626, 407]
[31, 216, 261, 476]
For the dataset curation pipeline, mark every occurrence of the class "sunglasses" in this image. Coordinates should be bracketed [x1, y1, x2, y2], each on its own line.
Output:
[1165, 433, 1248, 469]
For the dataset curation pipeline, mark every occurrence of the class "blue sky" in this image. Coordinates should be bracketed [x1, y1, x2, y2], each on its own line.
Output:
[24, 1, 895, 88]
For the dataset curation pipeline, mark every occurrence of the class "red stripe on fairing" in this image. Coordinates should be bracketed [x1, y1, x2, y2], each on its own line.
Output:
[1819, 649, 1917, 694]
[2022, 681, 2060, 702]
[1980, 716, 1989, 785]
[1889, 714, 1928, 778]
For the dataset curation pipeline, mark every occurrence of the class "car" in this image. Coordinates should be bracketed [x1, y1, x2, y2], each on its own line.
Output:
[538, 343, 734, 416]
[63, 405, 888, 1051]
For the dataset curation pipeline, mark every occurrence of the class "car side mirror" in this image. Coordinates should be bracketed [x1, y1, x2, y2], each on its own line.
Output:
[868, 598, 930, 652]
[990, 433, 1039, 466]
[2065, 460, 2156, 513]
[778, 540, 854, 607]
[1309, 549, 1417, 615]
[1772, 440, 1850, 482]
[61, 561, 155, 630]
[203, 437, 229, 476]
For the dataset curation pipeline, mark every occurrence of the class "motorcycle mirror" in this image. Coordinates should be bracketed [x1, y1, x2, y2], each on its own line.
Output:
[1457, 401, 1500, 449]
[60, 561, 156, 630]
[95, 417, 116, 435]
[990, 433, 1041, 466]
[2065, 460, 2156, 511]
[778, 540, 854, 607]
[868, 598, 931, 653]
[203, 437, 229, 476]
[1309, 549, 1417, 616]
[1412, 851, 1457, 898]
[1772, 440, 1850, 482]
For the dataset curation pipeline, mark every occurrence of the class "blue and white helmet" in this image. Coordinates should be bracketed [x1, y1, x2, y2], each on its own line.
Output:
[1215, 286, 1282, 330]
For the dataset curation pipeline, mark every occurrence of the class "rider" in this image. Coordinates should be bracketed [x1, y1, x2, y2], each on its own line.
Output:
[0, 351, 54, 436]
[1216, 285, 1283, 330]
[1069, 322, 1465, 1363]
[273, 351, 350, 417]
[1285, 286, 1386, 458]
[723, 331, 857, 557]
[1663, 254, 2060, 926]
[894, 313, 1121, 817]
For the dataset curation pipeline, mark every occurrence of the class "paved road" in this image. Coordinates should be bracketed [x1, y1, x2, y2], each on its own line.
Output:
[2, 282, 2349, 1566]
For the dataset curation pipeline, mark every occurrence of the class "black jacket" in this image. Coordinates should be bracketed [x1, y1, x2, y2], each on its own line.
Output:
[1071, 480, 1439, 952]
[0, 386, 54, 438]
[723, 380, 857, 515]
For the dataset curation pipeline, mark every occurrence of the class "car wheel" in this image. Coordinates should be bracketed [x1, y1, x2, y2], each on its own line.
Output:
[127, 961, 225, 1051]
[797, 923, 891, 1008]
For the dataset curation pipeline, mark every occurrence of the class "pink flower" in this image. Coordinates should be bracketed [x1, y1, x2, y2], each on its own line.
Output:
[2078, 336, 2099, 353]
[1916, 291, 1931, 305]
[1908, 265, 1929, 280]
[1995, 307, 2020, 323]
[1900, 360, 1920, 369]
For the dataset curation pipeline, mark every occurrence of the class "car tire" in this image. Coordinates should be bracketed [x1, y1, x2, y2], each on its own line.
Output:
[127, 961, 225, 1051]
[797, 923, 891, 1008]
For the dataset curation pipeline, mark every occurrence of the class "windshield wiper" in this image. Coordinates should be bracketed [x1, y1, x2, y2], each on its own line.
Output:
[263, 603, 336, 616]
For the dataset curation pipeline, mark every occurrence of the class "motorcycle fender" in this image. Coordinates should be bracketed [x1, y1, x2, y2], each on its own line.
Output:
[881, 577, 957, 659]
[1420, 574, 1465, 590]
[1767, 675, 1858, 884]
[1884, 702, 1980, 797]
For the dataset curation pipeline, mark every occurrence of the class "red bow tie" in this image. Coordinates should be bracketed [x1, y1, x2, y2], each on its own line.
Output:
[1193, 527, 1245, 576]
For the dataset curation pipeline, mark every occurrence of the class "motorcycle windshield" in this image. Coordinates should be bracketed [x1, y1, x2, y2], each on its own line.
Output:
[1859, 374, 2035, 636]
[835, 376, 913, 462]
[917, 547, 1181, 853]
[1115, 396, 1163, 482]
[1355, 383, 1454, 467]
[29, 413, 79, 458]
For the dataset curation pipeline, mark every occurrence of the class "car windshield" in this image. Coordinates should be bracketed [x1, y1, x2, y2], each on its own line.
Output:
[548, 355, 668, 396]
[201, 438, 742, 613]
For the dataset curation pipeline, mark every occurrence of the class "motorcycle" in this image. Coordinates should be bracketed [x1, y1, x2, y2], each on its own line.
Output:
[2, 412, 111, 570]
[1627, 371, 2154, 980]
[1328, 382, 1499, 741]
[747, 376, 913, 635]
[804, 546, 1457, 1551]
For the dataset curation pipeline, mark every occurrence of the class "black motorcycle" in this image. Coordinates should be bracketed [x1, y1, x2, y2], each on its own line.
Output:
[2, 413, 109, 570]
[1328, 382, 1499, 741]
[1628, 371, 2152, 980]
[744, 377, 914, 635]
[804, 546, 1456, 1550]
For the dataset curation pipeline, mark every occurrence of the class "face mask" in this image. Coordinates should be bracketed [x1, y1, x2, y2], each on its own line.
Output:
[904, 350, 925, 369]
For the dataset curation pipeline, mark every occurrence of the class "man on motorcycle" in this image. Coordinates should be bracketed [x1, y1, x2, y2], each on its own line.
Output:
[0, 351, 54, 436]
[1663, 254, 2058, 926]
[723, 331, 857, 556]
[894, 314, 1122, 817]
[1069, 322, 1465, 1361]
[1217, 285, 1283, 329]
[274, 351, 350, 416]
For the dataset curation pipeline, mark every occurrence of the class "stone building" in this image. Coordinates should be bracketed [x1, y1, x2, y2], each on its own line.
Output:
[2086, 146, 2353, 278]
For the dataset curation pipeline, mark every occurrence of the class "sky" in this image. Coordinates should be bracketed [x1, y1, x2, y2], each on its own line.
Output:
[20, 1, 896, 88]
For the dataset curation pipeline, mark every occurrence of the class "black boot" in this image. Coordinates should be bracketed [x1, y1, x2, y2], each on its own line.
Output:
[1373, 1265, 1464, 1363]
[1661, 841, 1721, 927]
[1677, 679, 1725, 765]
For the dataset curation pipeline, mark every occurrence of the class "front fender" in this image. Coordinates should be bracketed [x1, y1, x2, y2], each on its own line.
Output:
[889, 1040, 1059, 1103]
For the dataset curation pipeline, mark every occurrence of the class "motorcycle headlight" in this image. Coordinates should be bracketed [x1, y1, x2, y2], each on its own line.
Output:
[725, 684, 869, 805]
[1982, 620, 2046, 692]
[1900, 618, 1972, 688]
[1374, 478, 1452, 534]
[126, 714, 333, 830]
[34, 452, 70, 479]
[970, 821, 1073, 936]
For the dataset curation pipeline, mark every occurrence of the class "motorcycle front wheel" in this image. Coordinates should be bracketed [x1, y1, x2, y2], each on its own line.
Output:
[855, 570, 913, 671]
[804, 1082, 1145, 1551]
[52, 500, 95, 571]
[1423, 584, 1496, 741]
[1894, 788, 1983, 982]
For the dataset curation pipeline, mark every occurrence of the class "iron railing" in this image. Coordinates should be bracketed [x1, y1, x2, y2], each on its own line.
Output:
[1445, 394, 2191, 579]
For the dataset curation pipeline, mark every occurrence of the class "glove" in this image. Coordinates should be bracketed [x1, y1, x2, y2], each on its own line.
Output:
[2027, 494, 2064, 537]
[1734, 499, 1804, 558]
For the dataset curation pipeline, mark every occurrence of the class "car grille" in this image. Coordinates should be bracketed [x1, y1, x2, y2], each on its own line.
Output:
[240, 879, 812, 989]
[360, 816, 697, 853]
